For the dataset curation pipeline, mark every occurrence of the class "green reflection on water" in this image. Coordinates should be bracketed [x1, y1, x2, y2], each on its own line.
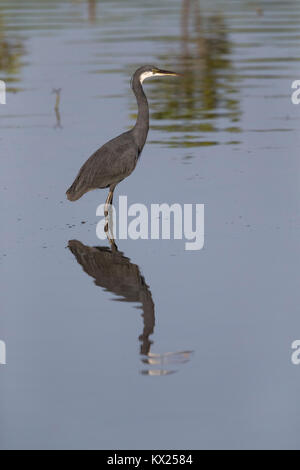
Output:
[131, 0, 241, 148]
[0, 12, 25, 92]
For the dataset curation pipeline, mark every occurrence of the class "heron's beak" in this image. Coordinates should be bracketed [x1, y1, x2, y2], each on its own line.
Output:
[156, 68, 181, 77]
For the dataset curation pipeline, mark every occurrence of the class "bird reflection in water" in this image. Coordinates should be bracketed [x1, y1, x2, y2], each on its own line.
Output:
[68, 238, 193, 375]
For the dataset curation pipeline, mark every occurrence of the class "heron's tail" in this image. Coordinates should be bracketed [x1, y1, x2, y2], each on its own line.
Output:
[66, 180, 85, 201]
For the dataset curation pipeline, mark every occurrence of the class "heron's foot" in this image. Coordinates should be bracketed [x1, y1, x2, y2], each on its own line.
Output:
[104, 222, 108, 233]
[109, 239, 118, 251]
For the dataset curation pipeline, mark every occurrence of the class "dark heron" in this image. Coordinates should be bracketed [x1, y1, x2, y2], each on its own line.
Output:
[66, 65, 179, 214]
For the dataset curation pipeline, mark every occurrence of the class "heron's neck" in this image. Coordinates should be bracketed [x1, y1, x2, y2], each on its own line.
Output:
[132, 78, 149, 152]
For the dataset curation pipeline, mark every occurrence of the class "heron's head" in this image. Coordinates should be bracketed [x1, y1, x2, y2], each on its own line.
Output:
[133, 65, 180, 86]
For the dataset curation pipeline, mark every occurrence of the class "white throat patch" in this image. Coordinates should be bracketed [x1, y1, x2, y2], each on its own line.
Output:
[139, 71, 155, 83]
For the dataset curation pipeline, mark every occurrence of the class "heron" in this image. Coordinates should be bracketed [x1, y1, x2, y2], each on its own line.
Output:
[66, 65, 179, 215]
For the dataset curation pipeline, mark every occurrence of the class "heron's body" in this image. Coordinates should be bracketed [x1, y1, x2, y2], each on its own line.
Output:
[66, 65, 178, 210]
[66, 130, 139, 201]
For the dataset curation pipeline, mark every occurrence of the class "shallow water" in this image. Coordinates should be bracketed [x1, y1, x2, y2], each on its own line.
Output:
[0, 0, 300, 450]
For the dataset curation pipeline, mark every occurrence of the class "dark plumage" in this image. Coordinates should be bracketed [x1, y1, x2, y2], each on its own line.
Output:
[66, 65, 179, 212]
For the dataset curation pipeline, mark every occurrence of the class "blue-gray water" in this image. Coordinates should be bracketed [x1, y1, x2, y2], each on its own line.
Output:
[0, 0, 300, 450]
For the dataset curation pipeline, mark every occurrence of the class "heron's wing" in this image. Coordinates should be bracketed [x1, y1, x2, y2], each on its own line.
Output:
[79, 132, 138, 189]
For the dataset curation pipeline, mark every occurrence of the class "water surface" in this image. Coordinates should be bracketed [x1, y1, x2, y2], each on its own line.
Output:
[0, 0, 300, 450]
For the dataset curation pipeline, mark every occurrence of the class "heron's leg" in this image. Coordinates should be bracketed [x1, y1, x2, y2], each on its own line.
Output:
[107, 207, 114, 237]
[110, 188, 114, 205]
[108, 186, 116, 239]
[104, 216, 111, 240]
[104, 190, 113, 217]
[104, 207, 117, 251]
[104, 185, 117, 248]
